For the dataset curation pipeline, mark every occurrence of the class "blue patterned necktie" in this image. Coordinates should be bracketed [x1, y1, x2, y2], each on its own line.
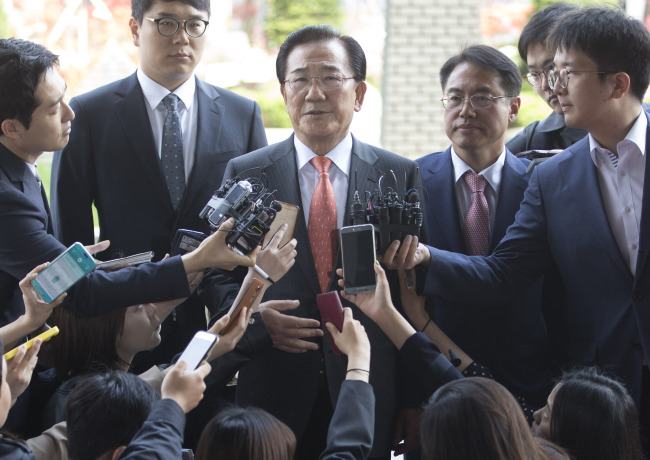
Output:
[161, 94, 185, 209]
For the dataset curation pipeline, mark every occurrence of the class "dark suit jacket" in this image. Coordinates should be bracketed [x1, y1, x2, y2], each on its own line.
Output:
[219, 134, 424, 456]
[0, 142, 191, 325]
[422, 119, 650, 405]
[416, 148, 552, 405]
[506, 111, 587, 154]
[50, 73, 267, 367]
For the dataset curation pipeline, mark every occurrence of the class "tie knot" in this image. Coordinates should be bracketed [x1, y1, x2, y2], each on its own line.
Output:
[464, 171, 487, 193]
[163, 93, 180, 112]
[310, 155, 333, 174]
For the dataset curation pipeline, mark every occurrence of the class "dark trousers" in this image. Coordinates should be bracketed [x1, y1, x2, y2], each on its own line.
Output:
[294, 374, 334, 460]
[641, 366, 650, 460]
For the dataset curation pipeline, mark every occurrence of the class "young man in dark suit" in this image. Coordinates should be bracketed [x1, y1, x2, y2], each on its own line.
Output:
[50, 0, 268, 369]
[212, 25, 423, 460]
[414, 45, 552, 415]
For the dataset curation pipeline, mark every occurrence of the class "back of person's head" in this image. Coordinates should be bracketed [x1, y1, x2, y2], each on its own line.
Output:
[195, 406, 296, 460]
[0, 38, 58, 130]
[439, 45, 522, 97]
[421, 377, 559, 460]
[547, 6, 650, 101]
[517, 3, 579, 62]
[276, 24, 366, 85]
[131, 0, 211, 23]
[50, 306, 128, 379]
[551, 368, 642, 460]
[67, 370, 160, 460]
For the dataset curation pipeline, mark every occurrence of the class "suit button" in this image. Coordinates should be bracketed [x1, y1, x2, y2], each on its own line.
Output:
[248, 317, 255, 325]
[633, 342, 642, 350]
[633, 292, 644, 301]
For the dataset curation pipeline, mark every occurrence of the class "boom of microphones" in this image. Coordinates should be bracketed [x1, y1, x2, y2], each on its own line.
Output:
[349, 170, 423, 253]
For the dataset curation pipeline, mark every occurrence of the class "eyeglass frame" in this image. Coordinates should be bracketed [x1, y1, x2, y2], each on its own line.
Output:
[145, 17, 210, 38]
[524, 64, 554, 87]
[547, 68, 615, 90]
[283, 74, 357, 91]
[440, 94, 513, 110]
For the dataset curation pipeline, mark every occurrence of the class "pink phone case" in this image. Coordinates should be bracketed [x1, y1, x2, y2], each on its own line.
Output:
[316, 291, 344, 355]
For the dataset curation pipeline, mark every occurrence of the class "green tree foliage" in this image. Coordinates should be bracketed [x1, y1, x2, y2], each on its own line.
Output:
[0, 1, 10, 39]
[265, 0, 344, 49]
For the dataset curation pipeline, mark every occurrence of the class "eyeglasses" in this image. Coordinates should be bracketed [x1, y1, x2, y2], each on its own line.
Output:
[284, 74, 356, 91]
[525, 65, 554, 87]
[441, 94, 512, 110]
[145, 17, 209, 38]
[547, 68, 614, 90]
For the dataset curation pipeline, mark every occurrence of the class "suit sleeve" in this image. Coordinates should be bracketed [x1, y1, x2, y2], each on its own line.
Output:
[420, 166, 551, 305]
[50, 97, 97, 246]
[319, 380, 375, 460]
[117, 399, 185, 460]
[247, 101, 268, 152]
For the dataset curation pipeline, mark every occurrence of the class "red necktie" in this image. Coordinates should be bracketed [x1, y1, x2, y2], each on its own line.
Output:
[308, 156, 337, 293]
[463, 171, 489, 256]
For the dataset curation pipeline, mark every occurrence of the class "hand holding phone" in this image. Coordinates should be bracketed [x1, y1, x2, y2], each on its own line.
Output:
[31, 243, 95, 303]
[4, 326, 59, 361]
[340, 224, 377, 294]
[316, 291, 344, 354]
[177, 331, 219, 373]
[221, 278, 264, 335]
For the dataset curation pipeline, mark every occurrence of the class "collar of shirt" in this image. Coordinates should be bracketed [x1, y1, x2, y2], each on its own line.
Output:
[137, 68, 196, 112]
[24, 161, 38, 179]
[295, 133, 353, 176]
[589, 110, 647, 168]
[450, 146, 505, 194]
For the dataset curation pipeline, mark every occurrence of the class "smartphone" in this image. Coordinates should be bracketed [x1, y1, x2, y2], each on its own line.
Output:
[339, 224, 377, 294]
[261, 201, 300, 249]
[221, 278, 264, 335]
[31, 242, 96, 303]
[4, 326, 60, 361]
[316, 291, 344, 355]
[171, 229, 208, 256]
[177, 330, 219, 373]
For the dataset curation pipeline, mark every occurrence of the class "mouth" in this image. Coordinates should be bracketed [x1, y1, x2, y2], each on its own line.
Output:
[63, 126, 72, 136]
[456, 123, 478, 131]
[170, 52, 190, 59]
[305, 110, 328, 116]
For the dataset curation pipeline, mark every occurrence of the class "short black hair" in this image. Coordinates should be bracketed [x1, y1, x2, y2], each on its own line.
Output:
[440, 44, 522, 97]
[67, 370, 160, 460]
[276, 24, 366, 86]
[517, 3, 579, 63]
[0, 38, 59, 130]
[131, 0, 210, 23]
[547, 6, 650, 101]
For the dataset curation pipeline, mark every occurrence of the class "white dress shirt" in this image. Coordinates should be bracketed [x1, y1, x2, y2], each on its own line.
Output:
[589, 111, 647, 275]
[137, 68, 198, 183]
[295, 134, 352, 229]
[451, 147, 506, 235]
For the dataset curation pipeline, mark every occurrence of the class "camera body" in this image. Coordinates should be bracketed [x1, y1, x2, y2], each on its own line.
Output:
[199, 179, 281, 255]
[349, 172, 423, 253]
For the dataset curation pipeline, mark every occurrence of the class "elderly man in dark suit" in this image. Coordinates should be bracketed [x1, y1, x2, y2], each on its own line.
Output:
[213, 25, 423, 460]
[50, 0, 267, 369]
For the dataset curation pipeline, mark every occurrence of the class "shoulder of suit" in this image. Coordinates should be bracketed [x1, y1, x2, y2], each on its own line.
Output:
[196, 80, 259, 107]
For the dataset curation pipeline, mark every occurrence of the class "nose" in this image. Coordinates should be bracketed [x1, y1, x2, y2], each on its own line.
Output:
[144, 303, 158, 318]
[305, 77, 326, 101]
[62, 100, 75, 123]
[458, 98, 476, 118]
[532, 407, 542, 426]
[172, 26, 190, 44]
[540, 73, 551, 92]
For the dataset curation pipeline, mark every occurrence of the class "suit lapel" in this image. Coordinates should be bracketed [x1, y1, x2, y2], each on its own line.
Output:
[489, 150, 529, 252]
[178, 80, 222, 223]
[560, 139, 631, 276]
[421, 150, 465, 252]
[114, 74, 174, 215]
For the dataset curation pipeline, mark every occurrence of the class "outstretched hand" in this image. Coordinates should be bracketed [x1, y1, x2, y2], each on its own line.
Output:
[379, 235, 430, 270]
[325, 307, 370, 361]
[256, 224, 297, 283]
[206, 307, 253, 361]
[20, 262, 65, 330]
[6, 339, 41, 406]
[337, 264, 395, 323]
[259, 300, 323, 353]
[161, 360, 211, 414]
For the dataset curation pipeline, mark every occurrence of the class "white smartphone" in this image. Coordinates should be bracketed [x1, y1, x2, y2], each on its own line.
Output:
[31, 242, 96, 303]
[177, 331, 219, 373]
[339, 224, 377, 294]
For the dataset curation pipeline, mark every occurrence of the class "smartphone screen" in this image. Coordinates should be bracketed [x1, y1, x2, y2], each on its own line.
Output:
[31, 242, 96, 303]
[340, 224, 377, 294]
[177, 331, 218, 373]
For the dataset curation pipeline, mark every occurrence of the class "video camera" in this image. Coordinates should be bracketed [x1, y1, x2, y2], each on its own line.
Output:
[199, 178, 282, 255]
[349, 170, 423, 253]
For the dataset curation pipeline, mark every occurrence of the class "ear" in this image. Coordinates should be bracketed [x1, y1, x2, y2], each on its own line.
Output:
[1, 119, 23, 140]
[129, 17, 141, 47]
[111, 446, 126, 460]
[508, 96, 521, 124]
[354, 81, 367, 112]
[610, 72, 631, 100]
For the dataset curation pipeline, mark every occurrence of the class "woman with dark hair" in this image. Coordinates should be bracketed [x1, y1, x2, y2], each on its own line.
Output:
[421, 377, 566, 460]
[532, 368, 643, 460]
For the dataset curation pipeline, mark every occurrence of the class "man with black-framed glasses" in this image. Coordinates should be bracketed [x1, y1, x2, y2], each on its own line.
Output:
[50, 0, 267, 389]
[413, 45, 553, 434]
[506, 2, 587, 154]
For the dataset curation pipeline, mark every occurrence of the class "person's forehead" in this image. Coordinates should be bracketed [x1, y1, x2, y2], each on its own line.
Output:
[554, 47, 595, 68]
[35, 68, 66, 108]
[445, 62, 504, 93]
[144, 0, 209, 18]
[286, 40, 350, 73]
[526, 42, 554, 68]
